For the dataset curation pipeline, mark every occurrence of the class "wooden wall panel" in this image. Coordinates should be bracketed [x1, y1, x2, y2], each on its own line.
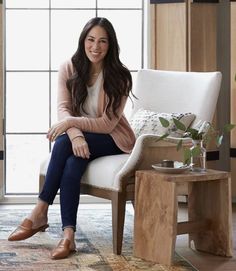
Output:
[150, 4, 157, 69]
[231, 3, 236, 147]
[190, 3, 217, 71]
[0, 3, 4, 199]
[0, 3, 3, 150]
[230, 2, 236, 197]
[154, 3, 187, 71]
[190, 3, 218, 161]
[230, 160, 236, 197]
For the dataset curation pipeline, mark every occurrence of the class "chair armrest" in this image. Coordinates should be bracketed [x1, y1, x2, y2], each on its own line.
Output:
[113, 134, 191, 190]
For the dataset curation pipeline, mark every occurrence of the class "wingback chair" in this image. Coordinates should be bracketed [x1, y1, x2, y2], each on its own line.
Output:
[39, 69, 222, 255]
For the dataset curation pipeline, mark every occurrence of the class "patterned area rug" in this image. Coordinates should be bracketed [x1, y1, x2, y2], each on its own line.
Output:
[0, 207, 197, 271]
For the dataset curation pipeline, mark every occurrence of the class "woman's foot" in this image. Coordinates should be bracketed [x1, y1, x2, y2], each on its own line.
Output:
[8, 199, 49, 241]
[51, 227, 76, 259]
[26, 212, 48, 230]
[50, 238, 76, 260]
[8, 219, 49, 241]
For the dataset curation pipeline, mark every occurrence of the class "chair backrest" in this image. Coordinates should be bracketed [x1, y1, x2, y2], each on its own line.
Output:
[129, 69, 222, 126]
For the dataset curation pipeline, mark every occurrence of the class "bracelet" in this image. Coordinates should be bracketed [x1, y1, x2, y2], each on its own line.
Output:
[71, 135, 83, 142]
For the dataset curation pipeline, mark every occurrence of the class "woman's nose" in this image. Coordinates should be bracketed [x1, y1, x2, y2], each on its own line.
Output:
[92, 42, 100, 50]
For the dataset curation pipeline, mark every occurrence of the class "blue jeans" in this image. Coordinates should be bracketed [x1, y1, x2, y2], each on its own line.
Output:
[39, 133, 123, 231]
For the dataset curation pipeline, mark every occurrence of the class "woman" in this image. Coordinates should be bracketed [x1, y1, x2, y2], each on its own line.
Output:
[8, 17, 135, 260]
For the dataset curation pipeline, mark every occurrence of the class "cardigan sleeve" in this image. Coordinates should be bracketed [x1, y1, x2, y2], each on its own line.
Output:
[57, 61, 84, 140]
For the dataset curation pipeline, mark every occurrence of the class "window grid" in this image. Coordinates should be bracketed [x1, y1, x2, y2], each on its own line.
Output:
[3, 0, 145, 195]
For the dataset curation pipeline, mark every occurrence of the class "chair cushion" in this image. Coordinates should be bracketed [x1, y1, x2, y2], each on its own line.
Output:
[129, 109, 195, 138]
[81, 154, 130, 190]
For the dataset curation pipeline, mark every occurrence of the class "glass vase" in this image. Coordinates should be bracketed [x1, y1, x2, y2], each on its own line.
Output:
[190, 140, 206, 172]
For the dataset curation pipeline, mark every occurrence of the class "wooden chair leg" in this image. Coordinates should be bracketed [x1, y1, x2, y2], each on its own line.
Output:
[111, 192, 126, 255]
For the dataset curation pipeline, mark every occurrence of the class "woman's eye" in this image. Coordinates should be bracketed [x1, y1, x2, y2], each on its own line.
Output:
[88, 38, 94, 42]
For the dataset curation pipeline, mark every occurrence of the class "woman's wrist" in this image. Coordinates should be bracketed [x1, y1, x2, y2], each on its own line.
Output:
[65, 116, 75, 128]
[71, 135, 84, 142]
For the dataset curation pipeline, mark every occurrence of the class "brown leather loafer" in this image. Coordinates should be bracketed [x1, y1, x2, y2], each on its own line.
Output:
[51, 238, 76, 260]
[8, 218, 49, 241]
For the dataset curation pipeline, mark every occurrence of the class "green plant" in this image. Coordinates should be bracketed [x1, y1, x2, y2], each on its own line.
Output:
[158, 117, 235, 165]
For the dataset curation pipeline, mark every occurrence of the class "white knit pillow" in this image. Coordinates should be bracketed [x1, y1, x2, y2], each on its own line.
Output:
[130, 109, 195, 138]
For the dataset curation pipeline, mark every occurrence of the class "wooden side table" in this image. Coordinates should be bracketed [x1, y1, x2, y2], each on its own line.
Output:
[133, 169, 233, 265]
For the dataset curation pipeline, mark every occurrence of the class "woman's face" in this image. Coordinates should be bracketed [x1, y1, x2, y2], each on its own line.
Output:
[84, 25, 109, 65]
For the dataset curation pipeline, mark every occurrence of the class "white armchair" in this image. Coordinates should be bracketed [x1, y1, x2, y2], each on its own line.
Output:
[39, 69, 222, 255]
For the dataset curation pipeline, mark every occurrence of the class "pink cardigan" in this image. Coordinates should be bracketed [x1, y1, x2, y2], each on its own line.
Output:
[57, 60, 136, 153]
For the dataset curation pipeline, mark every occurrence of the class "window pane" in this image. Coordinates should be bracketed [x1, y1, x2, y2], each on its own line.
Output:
[6, 135, 49, 194]
[6, 72, 49, 133]
[5, 0, 49, 8]
[6, 10, 49, 70]
[97, 10, 142, 70]
[51, 72, 58, 125]
[98, 0, 142, 8]
[51, 0, 96, 8]
[51, 10, 95, 70]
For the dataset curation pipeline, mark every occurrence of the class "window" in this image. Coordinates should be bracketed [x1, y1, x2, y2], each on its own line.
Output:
[3, 0, 146, 195]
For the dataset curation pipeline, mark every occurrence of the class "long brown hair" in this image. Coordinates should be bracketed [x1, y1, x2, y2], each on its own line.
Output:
[66, 17, 133, 119]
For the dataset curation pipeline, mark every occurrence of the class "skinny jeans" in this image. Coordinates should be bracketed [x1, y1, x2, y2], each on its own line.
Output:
[39, 132, 123, 231]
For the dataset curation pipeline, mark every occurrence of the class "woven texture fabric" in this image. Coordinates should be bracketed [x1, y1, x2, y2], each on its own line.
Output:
[130, 109, 195, 138]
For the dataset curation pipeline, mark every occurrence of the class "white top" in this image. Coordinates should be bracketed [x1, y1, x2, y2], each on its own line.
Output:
[80, 72, 103, 117]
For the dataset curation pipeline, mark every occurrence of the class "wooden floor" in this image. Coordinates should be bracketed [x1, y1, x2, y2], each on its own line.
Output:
[175, 203, 236, 271]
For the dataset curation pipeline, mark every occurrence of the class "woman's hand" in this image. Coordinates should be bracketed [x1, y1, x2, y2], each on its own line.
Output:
[47, 118, 73, 141]
[71, 136, 90, 159]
